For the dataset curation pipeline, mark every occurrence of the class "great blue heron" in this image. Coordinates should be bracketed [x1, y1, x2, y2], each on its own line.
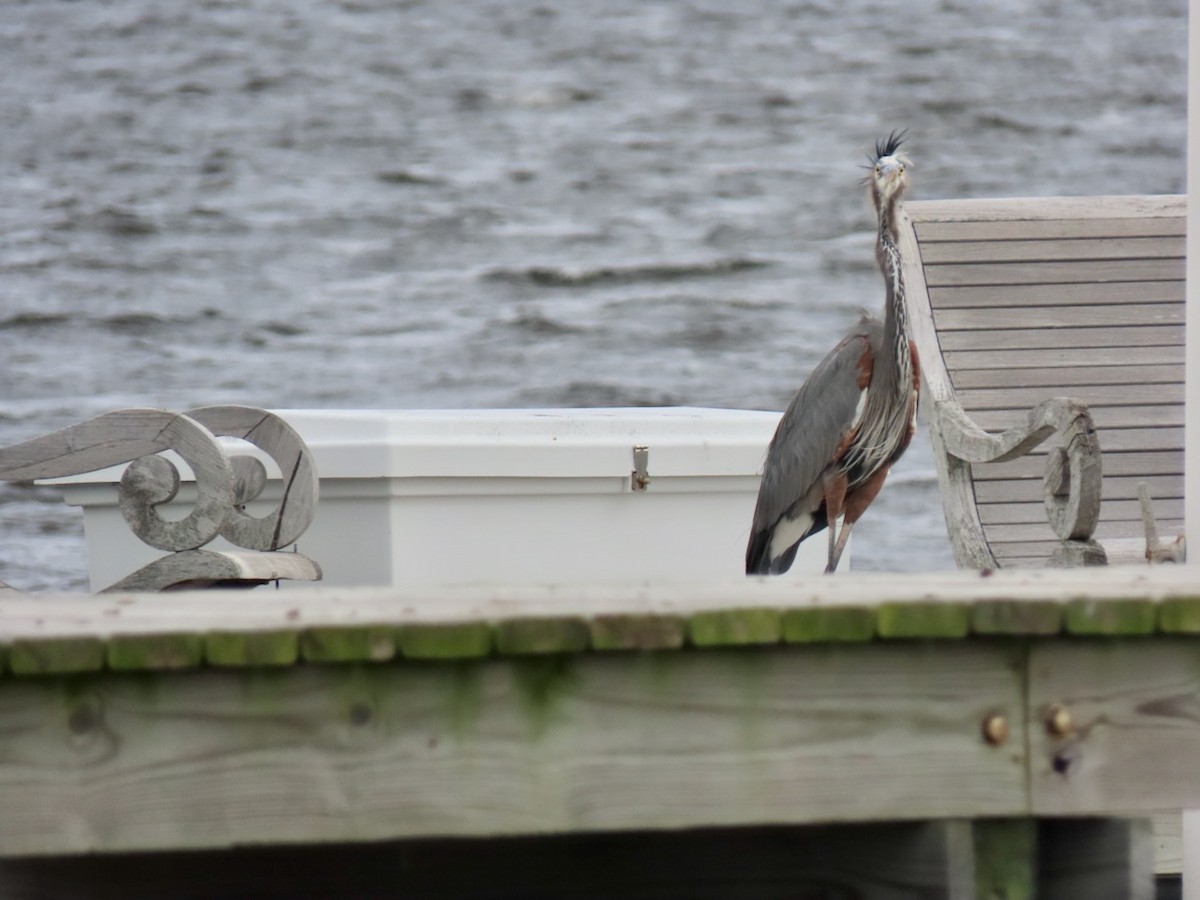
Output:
[745, 132, 920, 575]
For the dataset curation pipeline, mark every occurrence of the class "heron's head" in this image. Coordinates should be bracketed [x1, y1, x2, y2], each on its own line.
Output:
[863, 130, 911, 210]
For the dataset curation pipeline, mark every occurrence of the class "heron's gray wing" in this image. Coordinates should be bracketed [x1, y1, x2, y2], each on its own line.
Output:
[751, 317, 884, 537]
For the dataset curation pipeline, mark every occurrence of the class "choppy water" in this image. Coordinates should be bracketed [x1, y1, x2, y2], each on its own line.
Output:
[0, 0, 1187, 591]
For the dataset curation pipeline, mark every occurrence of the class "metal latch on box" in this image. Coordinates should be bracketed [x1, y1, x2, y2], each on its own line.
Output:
[631, 445, 650, 492]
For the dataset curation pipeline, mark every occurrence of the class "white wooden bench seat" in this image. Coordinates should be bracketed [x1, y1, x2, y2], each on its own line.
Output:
[898, 195, 1185, 569]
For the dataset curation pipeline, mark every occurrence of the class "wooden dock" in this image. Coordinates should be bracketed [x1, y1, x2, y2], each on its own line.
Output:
[2, 567, 1198, 897]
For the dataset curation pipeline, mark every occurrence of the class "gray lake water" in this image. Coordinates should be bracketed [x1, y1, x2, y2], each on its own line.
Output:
[0, 0, 1187, 591]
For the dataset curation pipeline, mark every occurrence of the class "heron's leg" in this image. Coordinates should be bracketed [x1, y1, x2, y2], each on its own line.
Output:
[826, 517, 838, 572]
[820, 471, 849, 575]
[827, 519, 856, 574]
[828, 466, 893, 574]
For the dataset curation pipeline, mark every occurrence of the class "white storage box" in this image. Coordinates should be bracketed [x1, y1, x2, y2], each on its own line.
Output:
[54, 408, 836, 590]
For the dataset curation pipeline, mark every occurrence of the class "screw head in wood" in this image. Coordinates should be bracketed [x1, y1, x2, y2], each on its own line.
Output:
[981, 714, 1009, 746]
[1046, 703, 1073, 737]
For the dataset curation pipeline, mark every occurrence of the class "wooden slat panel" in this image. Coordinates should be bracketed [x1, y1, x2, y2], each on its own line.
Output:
[924, 259, 1183, 288]
[964, 428, 1183, 455]
[988, 542, 1147, 563]
[969, 405, 1183, 431]
[978, 497, 1183, 526]
[907, 194, 1185, 223]
[915, 216, 1186, 243]
[906, 195, 1187, 574]
[985, 541, 1169, 566]
[983, 518, 1181, 545]
[971, 450, 1182, 481]
[934, 303, 1183, 331]
[949, 365, 1183, 390]
[957, 384, 1182, 412]
[1075, 427, 1182, 453]
[928, 282, 1184, 310]
[990, 545, 1150, 567]
[919, 237, 1184, 265]
[939, 324, 1181, 352]
[973, 474, 1182, 504]
[942, 345, 1183, 370]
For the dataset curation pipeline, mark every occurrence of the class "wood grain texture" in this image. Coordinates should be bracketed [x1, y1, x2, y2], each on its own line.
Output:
[906, 194, 1184, 223]
[974, 473, 1181, 504]
[951, 366, 1183, 391]
[0, 642, 1027, 855]
[973, 449, 1181, 480]
[100, 549, 321, 593]
[933, 398, 1101, 546]
[943, 344, 1183, 371]
[917, 215, 1184, 240]
[901, 195, 1183, 572]
[924, 258, 1182, 288]
[1029, 640, 1200, 816]
[4, 568, 1199, 652]
[186, 406, 320, 551]
[938, 323, 1181, 351]
[0, 406, 324, 592]
[935, 302, 1183, 331]
[920, 236, 1185, 264]
[931, 280, 1183, 309]
[979, 496, 1182, 525]
[897, 204, 998, 569]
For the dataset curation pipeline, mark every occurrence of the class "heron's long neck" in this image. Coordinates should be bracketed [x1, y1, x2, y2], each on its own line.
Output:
[875, 198, 912, 394]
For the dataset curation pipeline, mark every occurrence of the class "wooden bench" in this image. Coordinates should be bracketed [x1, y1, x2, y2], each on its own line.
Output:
[0, 406, 322, 592]
[898, 194, 1185, 569]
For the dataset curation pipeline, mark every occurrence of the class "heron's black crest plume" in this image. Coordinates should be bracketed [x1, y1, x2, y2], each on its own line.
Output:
[874, 129, 907, 161]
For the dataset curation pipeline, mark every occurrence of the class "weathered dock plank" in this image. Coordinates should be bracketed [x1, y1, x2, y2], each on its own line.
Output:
[0, 566, 1192, 895]
[0, 641, 1026, 856]
[1, 568, 1197, 650]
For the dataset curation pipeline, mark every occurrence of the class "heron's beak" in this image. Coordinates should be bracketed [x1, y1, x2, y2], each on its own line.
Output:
[878, 159, 903, 183]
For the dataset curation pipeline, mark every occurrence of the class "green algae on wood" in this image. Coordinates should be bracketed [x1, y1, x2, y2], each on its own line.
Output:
[971, 600, 1062, 636]
[511, 655, 578, 734]
[590, 614, 684, 651]
[397, 623, 491, 660]
[205, 630, 299, 667]
[495, 617, 590, 655]
[107, 634, 204, 671]
[877, 602, 969, 639]
[8, 638, 105, 675]
[688, 608, 781, 647]
[301, 627, 395, 663]
[1158, 598, 1200, 633]
[1064, 598, 1156, 636]
[973, 818, 1036, 900]
[781, 607, 875, 643]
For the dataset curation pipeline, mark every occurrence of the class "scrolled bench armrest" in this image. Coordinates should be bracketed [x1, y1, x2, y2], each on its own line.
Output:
[933, 397, 1101, 546]
[0, 406, 322, 591]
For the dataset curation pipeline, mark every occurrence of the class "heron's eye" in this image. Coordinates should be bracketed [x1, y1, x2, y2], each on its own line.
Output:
[874, 166, 881, 176]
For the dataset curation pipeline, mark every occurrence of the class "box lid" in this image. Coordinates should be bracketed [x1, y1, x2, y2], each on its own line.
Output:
[284, 407, 778, 480]
[43, 408, 781, 484]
